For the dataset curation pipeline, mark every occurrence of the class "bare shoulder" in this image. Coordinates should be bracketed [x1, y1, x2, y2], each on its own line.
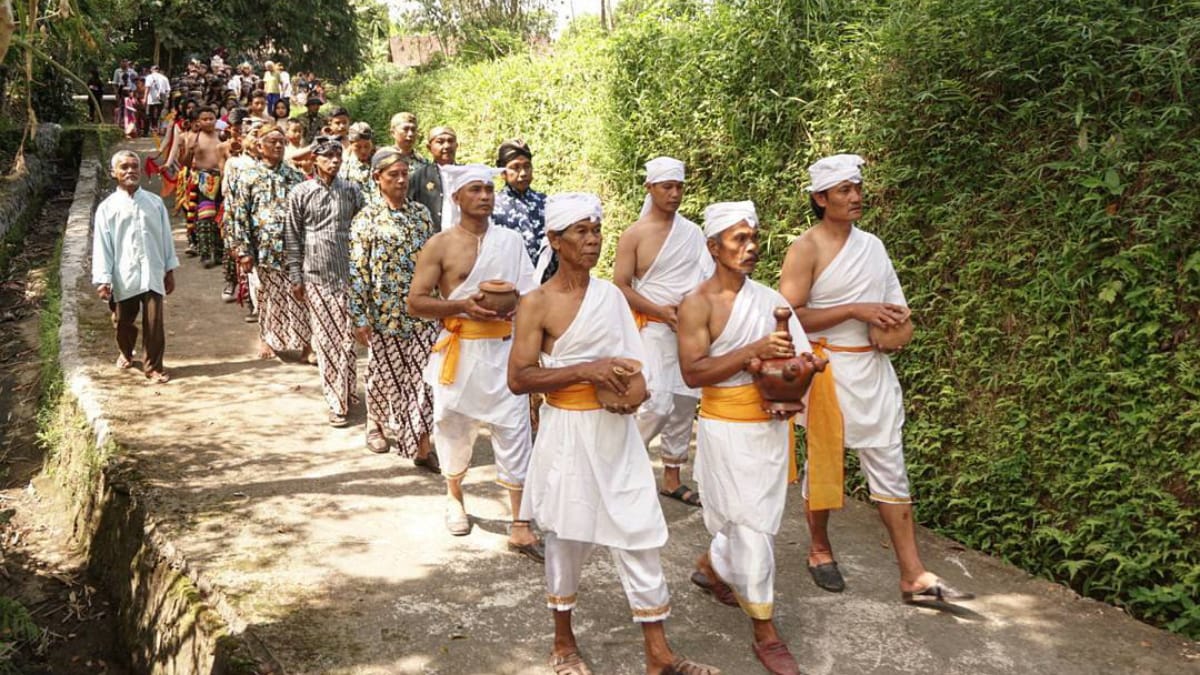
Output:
[679, 282, 713, 317]
[420, 230, 449, 254]
[785, 228, 820, 259]
[617, 217, 650, 244]
[516, 285, 548, 321]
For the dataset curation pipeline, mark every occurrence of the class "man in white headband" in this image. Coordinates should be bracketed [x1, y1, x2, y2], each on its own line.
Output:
[779, 154, 973, 604]
[613, 156, 714, 508]
[406, 164, 543, 559]
[677, 200, 811, 674]
[509, 192, 719, 675]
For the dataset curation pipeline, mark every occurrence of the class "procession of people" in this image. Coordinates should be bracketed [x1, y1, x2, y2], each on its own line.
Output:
[90, 59, 976, 672]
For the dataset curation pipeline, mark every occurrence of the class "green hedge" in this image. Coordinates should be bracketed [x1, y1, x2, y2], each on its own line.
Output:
[343, 0, 1200, 637]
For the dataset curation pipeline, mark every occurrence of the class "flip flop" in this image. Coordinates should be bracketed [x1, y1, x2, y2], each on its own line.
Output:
[690, 570, 739, 607]
[413, 453, 440, 474]
[661, 657, 722, 675]
[507, 540, 546, 563]
[115, 354, 133, 369]
[145, 370, 170, 384]
[902, 578, 975, 604]
[807, 561, 845, 593]
[660, 484, 702, 507]
[550, 651, 593, 675]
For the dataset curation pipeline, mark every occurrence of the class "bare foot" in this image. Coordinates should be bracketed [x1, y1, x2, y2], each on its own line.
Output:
[257, 340, 276, 359]
[145, 370, 171, 384]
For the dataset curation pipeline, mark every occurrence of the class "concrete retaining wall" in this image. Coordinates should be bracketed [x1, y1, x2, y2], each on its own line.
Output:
[51, 139, 278, 675]
[0, 124, 62, 243]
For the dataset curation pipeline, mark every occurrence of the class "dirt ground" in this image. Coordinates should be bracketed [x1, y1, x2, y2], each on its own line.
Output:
[0, 159, 129, 673]
[46, 137, 1200, 675]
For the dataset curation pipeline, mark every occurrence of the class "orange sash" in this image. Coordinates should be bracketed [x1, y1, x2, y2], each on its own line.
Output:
[700, 383, 799, 483]
[632, 309, 666, 331]
[545, 382, 602, 411]
[805, 338, 874, 510]
[431, 318, 513, 385]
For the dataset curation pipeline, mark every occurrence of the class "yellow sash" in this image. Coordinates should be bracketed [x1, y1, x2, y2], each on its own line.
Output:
[632, 309, 666, 331]
[432, 317, 513, 385]
[545, 382, 602, 411]
[805, 338, 874, 511]
[700, 383, 798, 483]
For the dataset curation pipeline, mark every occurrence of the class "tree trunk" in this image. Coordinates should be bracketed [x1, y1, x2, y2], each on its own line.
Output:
[0, 0, 15, 66]
[153, 33, 160, 66]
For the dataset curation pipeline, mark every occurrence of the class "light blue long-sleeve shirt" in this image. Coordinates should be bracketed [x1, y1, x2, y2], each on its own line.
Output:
[91, 188, 179, 302]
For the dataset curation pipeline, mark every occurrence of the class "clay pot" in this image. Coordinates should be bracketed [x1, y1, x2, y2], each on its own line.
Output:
[477, 279, 518, 315]
[869, 318, 914, 352]
[595, 359, 648, 410]
[746, 307, 828, 414]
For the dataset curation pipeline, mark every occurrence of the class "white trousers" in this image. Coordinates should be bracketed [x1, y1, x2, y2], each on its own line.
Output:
[802, 442, 912, 505]
[710, 523, 776, 620]
[544, 532, 670, 623]
[433, 408, 531, 489]
[635, 393, 697, 467]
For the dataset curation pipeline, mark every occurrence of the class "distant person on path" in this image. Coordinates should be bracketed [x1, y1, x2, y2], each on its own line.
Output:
[277, 63, 291, 103]
[92, 150, 178, 385]
[230, 124, 311, 360]
[262, 60, 280, 111]
[614, 156, 714, 507]
[285, 135, 365, 427]
[387, 112, 427, 169]
[348, 148, 439, 463]
[491, 139, 548, 275]
[297, 96, 325, 144]
[407, 126, 459, 229]
[179, 106, 229, 270]
[677, 202, 809, 675]
[339, 122, 376, 199]
[86, 68, 105, 122]
[406, 165, 541, 556]
[509, 192, 721, 675]
[145, 65, 171, 135]
[779, 153, 975, 605]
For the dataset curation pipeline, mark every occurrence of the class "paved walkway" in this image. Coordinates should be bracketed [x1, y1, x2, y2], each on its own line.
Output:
[70, 139, 1199, 674]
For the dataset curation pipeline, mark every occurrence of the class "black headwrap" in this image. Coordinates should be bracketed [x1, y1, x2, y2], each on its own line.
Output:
[496, 139, 532, 167]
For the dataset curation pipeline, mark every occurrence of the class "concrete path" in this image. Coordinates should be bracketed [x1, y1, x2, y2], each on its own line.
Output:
[71, 139, 1199, 674]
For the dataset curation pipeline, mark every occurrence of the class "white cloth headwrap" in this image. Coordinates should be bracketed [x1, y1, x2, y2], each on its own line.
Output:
[536, 192, 603, 279]
[639, 156, 686, 218]
[439, 164, 503, 230]
[805, 153, 866, 193]
[702, 201, 758, 239]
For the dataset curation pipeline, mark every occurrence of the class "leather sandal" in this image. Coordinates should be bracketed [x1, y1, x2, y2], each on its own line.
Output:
[549, 651, 593, 675]
[662, 656, 722, 675]
[690, 570, 739, 607]
[807, 561, 845, 593]
[751, 639, 801, 675]
[902, 578, 975, 604]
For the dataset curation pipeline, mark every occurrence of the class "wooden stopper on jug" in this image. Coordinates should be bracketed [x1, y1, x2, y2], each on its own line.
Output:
[773, 306, 791, 333]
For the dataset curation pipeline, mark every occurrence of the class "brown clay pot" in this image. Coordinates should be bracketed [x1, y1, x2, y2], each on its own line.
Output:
[595, 359, 648, 409]
[746, 307, 828, 413]
[477, 279, 518, 314]
[869, 318, 914, 352]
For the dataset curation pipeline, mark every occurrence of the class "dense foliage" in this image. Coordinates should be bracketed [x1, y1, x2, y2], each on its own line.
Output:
[342, 0, 1200, 637]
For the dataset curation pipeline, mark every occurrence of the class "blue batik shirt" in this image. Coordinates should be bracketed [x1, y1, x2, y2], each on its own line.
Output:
[492, 183, 555, 279]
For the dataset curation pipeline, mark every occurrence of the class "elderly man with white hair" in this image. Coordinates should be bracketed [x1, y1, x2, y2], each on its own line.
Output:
[92, 150, 179, 384]
[779, 153, 974, 605]
[613, 156, 714, 507]
[406, 164, 542, 559]
[509, 192, 720, 675]
[676, 201, 810, 675]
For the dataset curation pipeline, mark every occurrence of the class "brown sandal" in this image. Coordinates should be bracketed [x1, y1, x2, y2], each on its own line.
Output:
[662, 656, 722, 675]
[690, 570, 739, 607]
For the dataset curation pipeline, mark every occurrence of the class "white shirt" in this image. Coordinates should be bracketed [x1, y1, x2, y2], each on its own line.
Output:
[279, 70, 292, 98]
[145, 72, 170, 105]
[92, 188, 179, 302]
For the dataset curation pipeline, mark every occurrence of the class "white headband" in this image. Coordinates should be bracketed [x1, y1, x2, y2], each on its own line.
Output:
[702, 201, 758, 239]
[640, 156, 686, 218]
[805, 153, 865, 193]
[536, 192, 603, 278]
[439, 164, 502, 230]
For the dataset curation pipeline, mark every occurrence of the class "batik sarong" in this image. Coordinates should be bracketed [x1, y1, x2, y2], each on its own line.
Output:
[367, 325, 437, 457]
[258, 267, 311, 352]
[308, 282, 357, 416]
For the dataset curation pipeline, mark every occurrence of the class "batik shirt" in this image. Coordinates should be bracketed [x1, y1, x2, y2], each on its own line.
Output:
[338, 156, 378, 201]
[227, 160, 305, 271]
[348, 199, 437, 337]
[297, 111, 325, 144]
[492, 183, 553, 277]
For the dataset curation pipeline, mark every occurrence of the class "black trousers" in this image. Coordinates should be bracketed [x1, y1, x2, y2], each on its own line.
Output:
[110, 291, 165, 374]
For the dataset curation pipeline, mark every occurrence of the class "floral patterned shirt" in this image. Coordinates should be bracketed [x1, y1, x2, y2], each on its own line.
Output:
[492, 183, 553, 278]
[338, 156, 378, 201]
[348, 199, 437, 337]
[227, 160, 306, 271]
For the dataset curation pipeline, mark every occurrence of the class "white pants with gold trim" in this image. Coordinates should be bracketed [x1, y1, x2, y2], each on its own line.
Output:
[433, 409, 531, 489]
[544, 532, 670, 623]
[635, 393, 697, 467]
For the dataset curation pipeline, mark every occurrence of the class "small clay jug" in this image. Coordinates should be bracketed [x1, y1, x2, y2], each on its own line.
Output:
[746, 307, 828, 413]
[869, 318, 914, 352]
[477, 279, 518, 315]
[595, 359, 648, 410]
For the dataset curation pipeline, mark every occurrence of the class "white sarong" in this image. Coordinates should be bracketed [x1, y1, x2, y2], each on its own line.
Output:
[798, 226, 906, 448]
[425, 226, 538, 484]
[523, 278, 669, 551]
[695, 279, 810, 619]
[633, 216, 713, 464]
